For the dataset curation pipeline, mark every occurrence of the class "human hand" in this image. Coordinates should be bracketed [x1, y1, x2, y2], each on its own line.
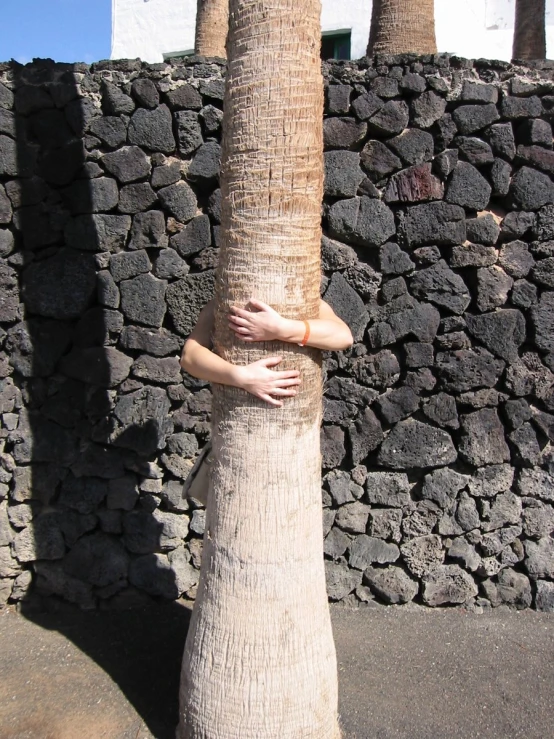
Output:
[228, 298, 285, 342]
[233, 356, 301, 407]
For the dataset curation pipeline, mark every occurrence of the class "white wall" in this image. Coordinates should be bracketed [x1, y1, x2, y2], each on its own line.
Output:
[111, 0, 554, 63]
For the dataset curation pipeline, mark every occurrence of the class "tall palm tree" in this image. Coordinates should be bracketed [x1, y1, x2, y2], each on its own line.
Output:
[195, 0, 229, 57]
[367, 0, 437, 56]
[177, 0, 341, 737]
[513, 0, 546, 60]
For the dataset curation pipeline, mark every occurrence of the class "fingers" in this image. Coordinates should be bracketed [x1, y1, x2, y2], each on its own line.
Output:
[248, 298, 271, 312]
[228, 314, 250, 327]
[259, 393, 283, 407]
[269, 387, 298, 397]
[261, 356, 282, 368]
[273, 377, 301, 388]
[230, 306, 257, 319]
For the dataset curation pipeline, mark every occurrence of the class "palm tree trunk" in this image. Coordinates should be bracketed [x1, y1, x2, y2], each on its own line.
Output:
[177, 1, 340, 738]
[195, 0, 229, 57]
[367, 0, 437, 56]
[513, 0, 546, 61]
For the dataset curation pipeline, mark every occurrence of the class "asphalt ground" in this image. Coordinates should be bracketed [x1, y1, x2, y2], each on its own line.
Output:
[0, 601, 552, 739]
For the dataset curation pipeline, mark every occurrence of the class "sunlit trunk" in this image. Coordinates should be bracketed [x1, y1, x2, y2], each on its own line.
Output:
[177, 1, 340, 737]
[367, 0, 437, 56]
[195, 0, 229, 57]
[513, 0, 546, 60]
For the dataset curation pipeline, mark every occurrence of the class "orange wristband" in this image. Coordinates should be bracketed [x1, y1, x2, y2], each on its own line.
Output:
[298, 320, 310, 347]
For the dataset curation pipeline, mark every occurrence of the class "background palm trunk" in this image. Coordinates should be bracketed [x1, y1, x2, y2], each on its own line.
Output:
[513, 0, 546, 60]
[367, 0, 437, 56]
[177, 1, 341, 738]
[195, 0, 229, 57]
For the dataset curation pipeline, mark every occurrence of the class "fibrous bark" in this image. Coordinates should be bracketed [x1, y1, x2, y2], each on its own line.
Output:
[195, 0, 229, 58]
[177, 1, 340, 738]
[367, 0, 437, 56]
[513, 0, 546, 61]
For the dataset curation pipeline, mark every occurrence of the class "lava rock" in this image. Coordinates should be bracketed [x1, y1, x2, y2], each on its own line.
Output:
[422, 392, 459, 429]
[475, 266, 513, 312]
[411, 91, 446, 129]
[365, 471, 411, 507]
[349, 535, 400, 569]
[131, 78, 159, 109]
[501, 95, 542, 120]
[367, 100, 409, 136]
[351, 91, 383, 121]
[157, 181, 197, 223]
[401, 201, 466, 247]
[452, 104, 499, 135]
[384, 163, 444, 203]
[422, 564, 478, 606]
[175, 110, 203, 155]
[459, 408, 510, 466]
[325, 561, 362, 601]
[436, 348, 505, 392]
[486, 122, 516, 159]
[120, 273, 167, 327]
[324, 151, 365, 197]
[388, 129, 434, 165]
[466, 309, 526, 362]
[401, 534, 444, 577]
[524, 537, 554, 579]
[187, 141, 221, 186]
[128, 210, 167, 250]
[377, 419, 457, 469]
[531, 291, 554, 352]
[410, 260, 471, 314]
[446, 162, 491, 211]
[61, 177, 119, 214]
[118, 182, 158, 213]
[111, 385, 172, 456]
[101, 146, 151, 183]
[65, 214, 132, 252]
[376, 386, 419, 424]
[490, 158, 512, 197]
[166, 270, 215, 336]
[128, 104, 175, 153]
[328, 196, 395, 248]
[510, 166, 554, 210]
[363, 566, 418, 604]
[323, 117, 367, 150]
[360, 140, 402, 182]
[498, 240, 535, 278]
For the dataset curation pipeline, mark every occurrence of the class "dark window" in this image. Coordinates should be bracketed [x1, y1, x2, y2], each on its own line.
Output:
[321, 31, 351, 61]
[162, 49, 194, 60]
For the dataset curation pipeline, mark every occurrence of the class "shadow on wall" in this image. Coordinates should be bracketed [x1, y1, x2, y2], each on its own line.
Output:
[0, 60, 196, 734]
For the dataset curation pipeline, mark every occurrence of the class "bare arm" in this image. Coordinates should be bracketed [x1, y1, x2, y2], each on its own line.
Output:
[180, 301, 301, 407]
[228, 298, 354, 351]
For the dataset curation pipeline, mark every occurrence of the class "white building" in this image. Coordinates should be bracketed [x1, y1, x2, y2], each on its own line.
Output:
[111, 0, 554, 64]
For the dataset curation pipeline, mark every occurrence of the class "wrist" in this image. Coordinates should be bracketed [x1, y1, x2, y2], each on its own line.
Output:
[279, 318, 304, 343]
[230, 365, 246, 390]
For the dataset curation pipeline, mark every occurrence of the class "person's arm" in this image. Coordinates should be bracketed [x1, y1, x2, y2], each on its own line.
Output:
[228, 298, 354, 351]
[180, 300, 301, 407]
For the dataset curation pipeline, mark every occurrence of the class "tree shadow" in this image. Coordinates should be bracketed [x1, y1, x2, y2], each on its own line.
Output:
[1, 58, 190, 737]
[19, 598, 191, 738]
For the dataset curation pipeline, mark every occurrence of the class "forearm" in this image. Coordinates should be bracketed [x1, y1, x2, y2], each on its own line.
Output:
[278, 319, 353, 351]
[180, 339, 242, 387]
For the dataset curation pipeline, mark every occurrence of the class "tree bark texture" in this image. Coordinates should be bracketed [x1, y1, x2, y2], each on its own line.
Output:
[513, 0, 546, 61]
[177, 1, 341, 738]
[367, 0, 437, 56]
[195, 0, 229, 57]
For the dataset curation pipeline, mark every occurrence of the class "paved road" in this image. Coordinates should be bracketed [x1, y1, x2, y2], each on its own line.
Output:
[0, 601, 552, 739]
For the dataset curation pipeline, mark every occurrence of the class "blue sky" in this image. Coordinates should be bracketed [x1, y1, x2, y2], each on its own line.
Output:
[0, 0, 112, 65]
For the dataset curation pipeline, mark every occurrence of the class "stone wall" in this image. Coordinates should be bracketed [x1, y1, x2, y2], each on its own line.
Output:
[0, 54, 553, 613]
